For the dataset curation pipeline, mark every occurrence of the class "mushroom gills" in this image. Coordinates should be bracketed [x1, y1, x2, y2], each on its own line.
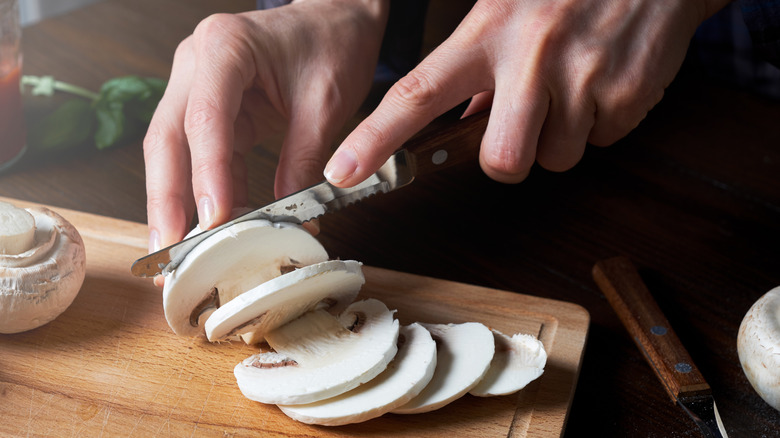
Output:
[391, 322, 494, 414]
[469, 330, 546, 397]
[234, 298, 399, 405]
[205, 260, 365, 343]
[737, 285, 780, 412]
[278, 322, 437, 425]
[162, 219, 328, 338]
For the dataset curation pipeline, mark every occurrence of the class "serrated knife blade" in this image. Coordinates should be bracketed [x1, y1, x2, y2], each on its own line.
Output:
[131, 110, 489, 278]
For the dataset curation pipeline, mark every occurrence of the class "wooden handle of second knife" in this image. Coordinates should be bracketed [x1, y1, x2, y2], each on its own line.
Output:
[593, 256, 711, 401]
[402, 111, 489, 176]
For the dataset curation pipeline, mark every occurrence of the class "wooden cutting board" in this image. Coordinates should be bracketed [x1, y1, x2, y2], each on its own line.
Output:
[0, 198, 589, 437]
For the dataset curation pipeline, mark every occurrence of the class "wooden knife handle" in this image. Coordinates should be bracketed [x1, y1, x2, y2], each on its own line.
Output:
[402, 110, 489, 176]
[592, 256, 711, 401]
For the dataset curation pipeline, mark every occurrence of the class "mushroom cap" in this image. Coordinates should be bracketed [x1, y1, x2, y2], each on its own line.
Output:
[0, 207, 86, 334]
[278, 322, 437, 425]
[234, 298, 400, 405]
[162, 219, 328, 337]
[391, 322, 495, 414]
[205, 260, 365, 342]
[737, 285, 780, 411]
[469, 330, 546, 397]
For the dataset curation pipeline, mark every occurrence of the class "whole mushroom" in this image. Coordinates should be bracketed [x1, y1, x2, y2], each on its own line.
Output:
[0, 202, 86, 334]
[738, 285, 780, 411]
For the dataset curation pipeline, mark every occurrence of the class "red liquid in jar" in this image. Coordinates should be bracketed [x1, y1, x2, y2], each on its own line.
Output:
[0, 64, 26, 165]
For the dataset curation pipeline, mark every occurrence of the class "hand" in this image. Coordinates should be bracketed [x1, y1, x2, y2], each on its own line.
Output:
[143, 0, 389, 261]
[324, 0, 730, 186]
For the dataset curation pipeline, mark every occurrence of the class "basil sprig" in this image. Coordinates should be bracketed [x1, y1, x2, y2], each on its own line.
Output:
[22, 75, 166, 152]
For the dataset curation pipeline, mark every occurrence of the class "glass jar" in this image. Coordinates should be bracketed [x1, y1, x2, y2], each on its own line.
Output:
[0, 0, 26, 171]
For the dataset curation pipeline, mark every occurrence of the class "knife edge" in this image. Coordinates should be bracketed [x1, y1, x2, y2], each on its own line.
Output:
[130, 149, 415, 278]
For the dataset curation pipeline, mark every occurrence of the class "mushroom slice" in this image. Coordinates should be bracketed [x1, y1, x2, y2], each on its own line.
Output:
[162, 220, 328, 337]
[0, 204, 86, 334]
[278, 322, 437, 425]
[391, 322, 494, 414]
[205, 260, 365, 342]
[469, 330, 547, 397]
[738, 285, 780, 411]
[234, 298, 399, 405]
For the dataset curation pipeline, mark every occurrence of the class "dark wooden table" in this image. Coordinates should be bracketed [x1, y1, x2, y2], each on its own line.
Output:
[4, 0, 780, 436]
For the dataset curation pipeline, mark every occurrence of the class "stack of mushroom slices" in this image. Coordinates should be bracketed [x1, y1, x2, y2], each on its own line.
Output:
[161, 219, 547, 426]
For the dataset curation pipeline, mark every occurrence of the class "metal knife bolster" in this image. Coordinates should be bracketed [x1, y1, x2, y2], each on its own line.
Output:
[130, 149, 415, 278]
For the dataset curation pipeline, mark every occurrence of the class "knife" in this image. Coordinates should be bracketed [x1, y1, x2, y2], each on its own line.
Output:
[592, 256, 729, 438]
[131, 110, 489, 278]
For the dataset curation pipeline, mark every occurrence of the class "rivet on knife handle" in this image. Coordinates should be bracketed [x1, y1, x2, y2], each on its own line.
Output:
[592, 256, 710, 400]
[404, 111, 488, 176]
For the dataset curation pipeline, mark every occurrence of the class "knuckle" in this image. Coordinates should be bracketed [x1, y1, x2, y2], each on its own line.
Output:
[388, 70, 442, 113]
[183, 98, 219, 139]
[193, 13, 247, 41]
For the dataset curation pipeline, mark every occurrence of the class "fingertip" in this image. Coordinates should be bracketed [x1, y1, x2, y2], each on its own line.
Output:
[479, 154, 532, 184]
[323, 148, 358, 186]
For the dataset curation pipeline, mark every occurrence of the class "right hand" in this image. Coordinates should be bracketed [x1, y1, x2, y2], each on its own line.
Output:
[143, 1, 389, 264]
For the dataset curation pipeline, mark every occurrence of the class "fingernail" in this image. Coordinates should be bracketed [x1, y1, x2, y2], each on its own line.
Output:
[324, 149, 357, 184]
[198, 196, 214, 229]
[148, 228, 161, 253]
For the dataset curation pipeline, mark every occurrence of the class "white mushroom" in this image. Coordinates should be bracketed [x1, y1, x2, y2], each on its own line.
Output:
[737, 285, 780, 411]
[278, 322, 437, 425]
[234, 298, 399, 405]
[391, 322, 494, 414]
[469, 330, 546, 397]
[0, 202, 86, 334]
[205, 260, 365, 342]
[162, 219, 328, 337]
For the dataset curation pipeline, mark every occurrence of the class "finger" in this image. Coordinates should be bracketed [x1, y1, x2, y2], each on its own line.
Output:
[462, 90, 494, 118]
[324, 45, 489, 187]
[274, 97, 342, 200]
[184, 14, 255, 230]
[144, 37, 197, 256]
[535, 88, 595, 172]
[588, 81, 664, 147]
[479, 75, 550, 184]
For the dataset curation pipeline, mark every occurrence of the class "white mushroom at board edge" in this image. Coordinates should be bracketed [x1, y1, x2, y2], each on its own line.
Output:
[737, 285, 780, 412]
[391, 321, 494, 414]
[0, 201, 86, 334]
[162, 219, 328, 339]
[469, 330, 547, 397]
[278, 322, 437, 426]
[234, 298, 399, 405]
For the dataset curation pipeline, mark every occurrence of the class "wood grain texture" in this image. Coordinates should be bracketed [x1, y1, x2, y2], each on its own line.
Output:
[593, 257, 710, 401]
[1, 0, 779, 435]
[0, 198, 589, 437]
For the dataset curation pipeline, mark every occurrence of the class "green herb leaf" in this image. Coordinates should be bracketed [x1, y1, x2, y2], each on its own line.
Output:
[22, 74, 166, 152]
[27, 99, 96, 152]
[93, 76, 166, 149]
